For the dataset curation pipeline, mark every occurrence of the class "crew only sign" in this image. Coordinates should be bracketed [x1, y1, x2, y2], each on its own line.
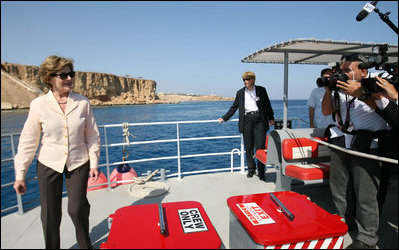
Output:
[178, 208, 208, 233]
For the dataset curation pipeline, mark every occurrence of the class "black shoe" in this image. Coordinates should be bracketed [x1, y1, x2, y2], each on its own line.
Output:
[346, 240, 376, 249]
[258, 172, 265, 181]
[247, 170, 256, 178]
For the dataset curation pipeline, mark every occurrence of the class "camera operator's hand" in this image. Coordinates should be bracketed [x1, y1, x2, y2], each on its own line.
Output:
[371, 76, 398, 102]
[337, 80, 362, 98]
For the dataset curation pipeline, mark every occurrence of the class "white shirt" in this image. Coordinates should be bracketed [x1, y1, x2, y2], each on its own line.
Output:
[14, 91, 100, 180]
[329, 91, 390, 148]
[244, 86, 259, 112]
[307, 87, 335, 128]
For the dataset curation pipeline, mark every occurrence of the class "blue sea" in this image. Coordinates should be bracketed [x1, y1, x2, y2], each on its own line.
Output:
[1, 100, 309, 216]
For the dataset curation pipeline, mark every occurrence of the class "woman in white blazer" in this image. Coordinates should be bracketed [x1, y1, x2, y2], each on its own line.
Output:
[13, 55, 100, 249]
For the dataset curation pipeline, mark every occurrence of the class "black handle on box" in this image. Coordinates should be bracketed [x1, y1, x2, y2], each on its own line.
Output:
[270, 193, 295, 221]
[158, 203, 166, 235]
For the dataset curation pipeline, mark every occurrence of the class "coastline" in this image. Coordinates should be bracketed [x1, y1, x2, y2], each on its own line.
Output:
[1, 62, 234, 110]
[1, 93, 234, 110]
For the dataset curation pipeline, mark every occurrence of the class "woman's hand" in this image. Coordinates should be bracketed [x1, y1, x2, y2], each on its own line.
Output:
[13, 180, 27, 195]
[89, 168, 99, 182]
[372, 76, 398, 101]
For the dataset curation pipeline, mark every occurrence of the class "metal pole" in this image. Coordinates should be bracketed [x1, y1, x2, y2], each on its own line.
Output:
[270, 193, 295, 220]
[240, 134, 245, 174]
[283, 52, 289, 129]
[104, 127, 111, 191]
[177, 123, 182, 181]
[158, 203, 166, 235]
[11, 134, 24, 215]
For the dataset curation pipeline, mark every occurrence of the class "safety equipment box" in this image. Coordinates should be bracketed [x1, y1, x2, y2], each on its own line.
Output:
[227, 191, 347, 249]
[100, 201, 221, 249]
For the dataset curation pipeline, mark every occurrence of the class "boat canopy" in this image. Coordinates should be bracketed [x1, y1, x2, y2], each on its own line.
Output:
[241, 38, 398, 65]
[241, 38, 398, 128]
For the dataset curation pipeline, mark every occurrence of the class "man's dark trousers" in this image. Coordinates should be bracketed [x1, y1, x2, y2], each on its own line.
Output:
[243, 112, 266, 174]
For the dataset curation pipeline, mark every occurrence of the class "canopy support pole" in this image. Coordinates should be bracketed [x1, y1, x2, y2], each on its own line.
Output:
[283, 52, 289, 128]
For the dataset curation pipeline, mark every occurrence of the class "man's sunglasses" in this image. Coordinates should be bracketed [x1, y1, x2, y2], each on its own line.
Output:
[51, 71, 75, 79]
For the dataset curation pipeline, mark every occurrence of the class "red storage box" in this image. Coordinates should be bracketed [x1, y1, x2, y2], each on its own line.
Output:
[100, 201, 221, 249]
[227, 191, 347, 249]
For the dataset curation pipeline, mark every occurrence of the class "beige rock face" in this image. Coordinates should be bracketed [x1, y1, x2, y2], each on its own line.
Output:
[1, 62, 233, 110]
[1, 62, 158, 108]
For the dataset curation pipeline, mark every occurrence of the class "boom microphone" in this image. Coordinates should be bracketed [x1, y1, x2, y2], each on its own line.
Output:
[356, 1, 378, 22]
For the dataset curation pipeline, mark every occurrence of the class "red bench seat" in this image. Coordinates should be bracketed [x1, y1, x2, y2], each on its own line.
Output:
[285, 163, 330, 181]
[255, 135, 269, 164]
[282, 137, 330, 182]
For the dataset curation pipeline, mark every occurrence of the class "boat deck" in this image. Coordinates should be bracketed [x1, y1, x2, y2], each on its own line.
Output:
[1, 170, 398, 249]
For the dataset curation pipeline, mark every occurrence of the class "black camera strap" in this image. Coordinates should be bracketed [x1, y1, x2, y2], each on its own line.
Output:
[332, 91, 356, 133]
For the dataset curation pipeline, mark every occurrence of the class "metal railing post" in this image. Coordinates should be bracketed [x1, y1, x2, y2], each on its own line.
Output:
[240, 134, 245, 174]
[176, 123, 182, 181]
[230, 148, 240, 173]
[10, 134, 24, 215]
[104, 127, 112, 191]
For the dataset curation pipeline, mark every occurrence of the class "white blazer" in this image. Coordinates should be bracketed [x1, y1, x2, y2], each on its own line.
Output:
[14, 91, 100, 180]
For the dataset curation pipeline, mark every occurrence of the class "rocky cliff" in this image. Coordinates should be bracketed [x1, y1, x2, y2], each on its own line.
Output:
[1, 62, 233, 110]
[1, 62, 159, 109]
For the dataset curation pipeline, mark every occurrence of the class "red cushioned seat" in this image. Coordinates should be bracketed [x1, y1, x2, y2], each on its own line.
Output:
[285, 163, 330, 181]
[255, 150, 267, 164]
[255, 135, 269, 164]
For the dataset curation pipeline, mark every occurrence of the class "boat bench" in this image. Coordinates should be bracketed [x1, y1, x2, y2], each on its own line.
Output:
[254, 135, 269, 165]
[282, 137, 330, 181]
[271, 136, 331, 191]
[254, 119, 291, 166]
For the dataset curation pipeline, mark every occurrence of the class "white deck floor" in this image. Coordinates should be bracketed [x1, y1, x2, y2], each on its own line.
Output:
[1, 170, 398, 249]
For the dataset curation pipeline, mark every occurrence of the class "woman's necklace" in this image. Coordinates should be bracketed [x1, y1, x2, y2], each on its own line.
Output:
[58, 101, 67, 104]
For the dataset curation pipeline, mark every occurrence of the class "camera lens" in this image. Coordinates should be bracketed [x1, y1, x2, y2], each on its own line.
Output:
[316, 78, 324, 86]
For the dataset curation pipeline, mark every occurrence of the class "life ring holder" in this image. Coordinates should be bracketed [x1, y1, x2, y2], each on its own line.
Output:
[121, 122, 135, 162]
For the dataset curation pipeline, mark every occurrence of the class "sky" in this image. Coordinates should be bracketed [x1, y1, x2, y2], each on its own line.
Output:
[1, 1, 398, 100]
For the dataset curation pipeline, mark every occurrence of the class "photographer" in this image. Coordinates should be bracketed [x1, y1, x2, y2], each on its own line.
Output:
[372, 76, 398, 127]
[321, 54, 391, 249]
[372, 77, 398, 215]
[307, 68, 335, 128]
[340, 67, 398, 209]
[341, 75, 398, 216]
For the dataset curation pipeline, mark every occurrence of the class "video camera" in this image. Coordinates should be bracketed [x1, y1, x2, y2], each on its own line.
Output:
[361, 77, 385, 94]
[358, 44, 396, 72]
[316, 63, 349, 91]
[360, 72, 397, 94]
[358, 44, 398, 94]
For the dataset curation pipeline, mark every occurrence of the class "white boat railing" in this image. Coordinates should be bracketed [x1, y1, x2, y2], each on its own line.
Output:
[1, 117, 306, 215]
[98, 119, 246, 188]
